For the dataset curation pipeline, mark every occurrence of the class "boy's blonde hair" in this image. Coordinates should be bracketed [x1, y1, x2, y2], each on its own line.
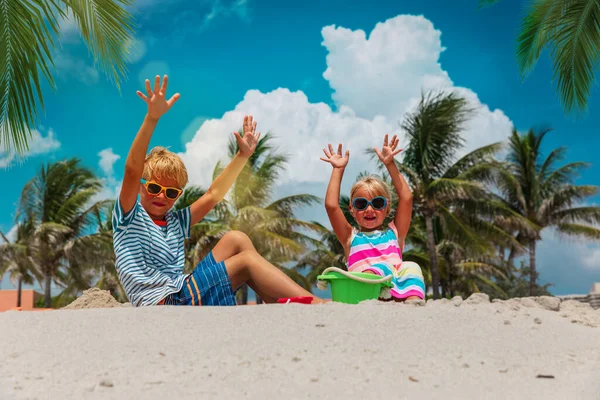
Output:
[350, 175, 392, 203]
[142, 146, 188, 188]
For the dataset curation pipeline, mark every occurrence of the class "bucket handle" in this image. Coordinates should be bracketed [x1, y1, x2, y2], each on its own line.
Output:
[318, 267, 393, 283]
[317, 267, 393, 300]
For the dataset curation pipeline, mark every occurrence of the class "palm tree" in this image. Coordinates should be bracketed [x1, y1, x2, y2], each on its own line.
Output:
[84, 200, 127, 302]
[1, 0, 135, 154]
[0, 221, 41, 307]
[173, 185, 207, 273]
[190, 133, 322, 304]
[17, 158, 108, 307]
[497, 127, 600, 294]
[295, 222, 347, 289]
[479, 0, 600, 114]
[399, 90, 516, 299]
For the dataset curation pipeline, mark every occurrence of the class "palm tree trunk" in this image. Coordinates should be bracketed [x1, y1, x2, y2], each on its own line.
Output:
[425, 215, 441, 299]
[44, 274, 52, 308]
[440, 278, 447, 298]
[529, 240, 537, 296]
[448, 258, 455, 298]
[507, 246, 516, 268]
[17, 277, 22, 307]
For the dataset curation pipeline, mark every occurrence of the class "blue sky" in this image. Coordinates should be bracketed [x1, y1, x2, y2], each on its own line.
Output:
[1, 0, 599, 295]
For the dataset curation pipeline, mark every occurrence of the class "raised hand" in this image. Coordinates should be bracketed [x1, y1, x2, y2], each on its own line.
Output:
[234, 115, 261, 158]
[320, 143, 349, 169]
[136, 75, 180, 120]
[374, 134, 402, 166]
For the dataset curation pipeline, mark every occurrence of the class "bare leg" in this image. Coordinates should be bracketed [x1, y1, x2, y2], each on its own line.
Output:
[210, 232, 277, 303]
[224, 250, 323, 303]
[211, 231, 256, 262]
[246, 279, 277, 304]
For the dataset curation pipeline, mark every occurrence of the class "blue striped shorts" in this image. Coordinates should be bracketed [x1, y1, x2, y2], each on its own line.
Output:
[162, 252, 237, 306]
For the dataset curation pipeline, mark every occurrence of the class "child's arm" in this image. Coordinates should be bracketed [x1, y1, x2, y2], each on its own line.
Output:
[120, 75, 180, 215]
[189, 116, 260, 226]
[320, 144, 353, 253]
[374, 134, 413, 244]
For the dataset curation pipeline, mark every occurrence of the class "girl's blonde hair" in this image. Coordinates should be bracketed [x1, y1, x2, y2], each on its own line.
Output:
[142, 146, 188, 188]
[350, 175, 392, 203]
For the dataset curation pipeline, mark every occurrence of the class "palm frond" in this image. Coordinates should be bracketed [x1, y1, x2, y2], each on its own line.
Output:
[555, 222, 600, 240]
[443, 141, 504, 179]
[551, 206, 600, 225]
[266, 194, 321, 217]
[402, 90, 474, 181]
[538, 184, 599, 223]
[550, 0, 600, 113]
[426, 178, 486, 201]
[516, 0, 558, 77]
[63, 0, 135, 88]
[540, 161, 590, 190]
[518, 0, 600, 113]
[437, 205, 490, 254]
[0, 0, 60, 154]
[174, 185, 205, 210]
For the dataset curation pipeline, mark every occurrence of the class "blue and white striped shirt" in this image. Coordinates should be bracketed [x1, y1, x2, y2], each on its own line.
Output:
[112, 199, 191, 306]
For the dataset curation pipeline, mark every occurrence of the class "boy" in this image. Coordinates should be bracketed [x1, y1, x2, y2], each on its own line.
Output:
[113, 75, 321, 306]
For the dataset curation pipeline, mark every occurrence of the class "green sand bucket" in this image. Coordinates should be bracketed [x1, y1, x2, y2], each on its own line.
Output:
[317, 267, 393, 304]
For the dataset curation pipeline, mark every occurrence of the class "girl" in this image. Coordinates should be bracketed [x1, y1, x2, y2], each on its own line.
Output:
[320, 135, 425, 301]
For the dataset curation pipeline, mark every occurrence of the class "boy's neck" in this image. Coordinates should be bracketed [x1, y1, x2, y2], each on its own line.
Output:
[148, 211, 167, 221]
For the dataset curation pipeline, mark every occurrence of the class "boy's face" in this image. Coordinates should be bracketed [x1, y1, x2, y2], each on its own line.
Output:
[349, 187, 390, 232]
[139, 175, 182, 219]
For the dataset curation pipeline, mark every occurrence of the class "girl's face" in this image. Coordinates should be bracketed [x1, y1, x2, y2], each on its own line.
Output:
[349, 187, 390, 232]
[139, 175, 183, 220]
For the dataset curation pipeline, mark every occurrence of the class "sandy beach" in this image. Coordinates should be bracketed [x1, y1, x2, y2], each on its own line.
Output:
[1, 292, 599, 400]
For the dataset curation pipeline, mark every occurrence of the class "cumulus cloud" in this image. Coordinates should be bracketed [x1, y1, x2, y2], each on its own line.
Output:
[126, 37, 147, 64]
[178, 15, 513, 189]
[55, 53, 99, 85]
[582, 248, 600, 271]
[536, 228, 600, 295]
[0, 129, 61, 169]
[204, 0, 250, 26]
[321, 15, 513, 157]
[90, 148, 123, 205]
[178, 89, 392, 188]
[98, 148, 121, 176]
[4, 224, 18, 243]
[138, 61, 170, 86]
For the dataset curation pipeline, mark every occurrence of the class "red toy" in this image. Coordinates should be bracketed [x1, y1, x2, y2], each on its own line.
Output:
[277, 296, 314, 304]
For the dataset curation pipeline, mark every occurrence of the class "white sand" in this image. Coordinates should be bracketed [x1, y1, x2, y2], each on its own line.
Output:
[1, 294, 599, 399]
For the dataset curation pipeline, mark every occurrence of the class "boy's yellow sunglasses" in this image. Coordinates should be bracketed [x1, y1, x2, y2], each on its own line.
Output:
[140, 179, 183, 200]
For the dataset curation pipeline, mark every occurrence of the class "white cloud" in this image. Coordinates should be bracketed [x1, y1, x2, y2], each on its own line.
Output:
[321, 15, 513, 157]
[201, 0, 251, 28]
[178, 88, 392, 188]
[4, 224, 18, 243]
[126, 37, 147, 64]
[582, 248, 600, 271]
[98, 148, 121, 176]
[0, 129, 61, 168]
[536, 228, 600, 295]
[138, 61, 170, 86]
[55, 53, 99, 85]
[90, 149, 123, 205]
[178, 15, 513, 189]
[91, 177, 122, 205]
[58, 10, 79, 44]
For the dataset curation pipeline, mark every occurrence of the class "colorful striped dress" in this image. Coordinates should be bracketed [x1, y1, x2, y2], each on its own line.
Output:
[347, 221, 426, 300]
